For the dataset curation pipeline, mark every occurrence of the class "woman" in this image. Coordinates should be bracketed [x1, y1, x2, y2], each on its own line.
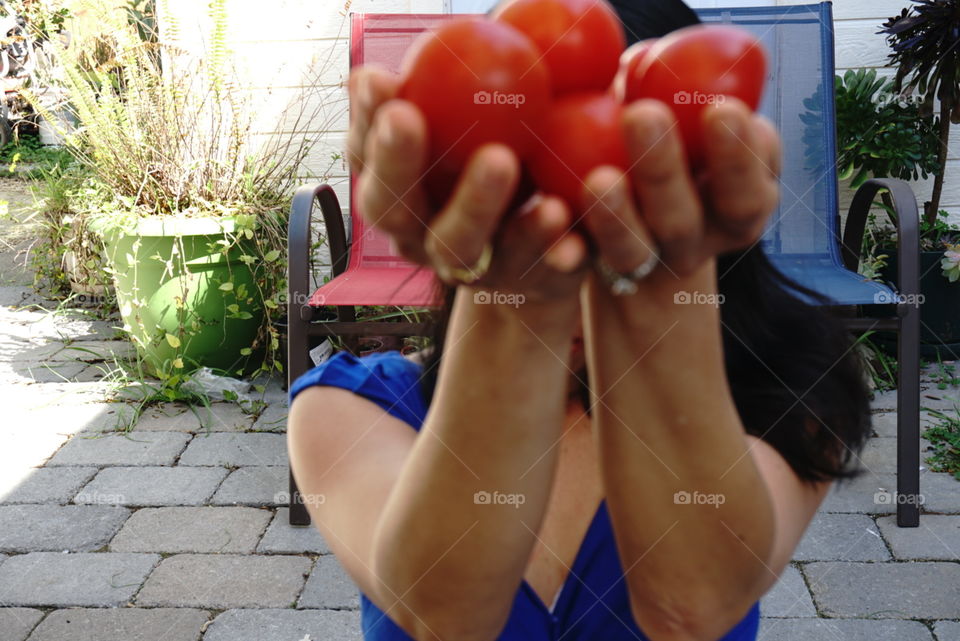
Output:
[288, 1, 872, 639]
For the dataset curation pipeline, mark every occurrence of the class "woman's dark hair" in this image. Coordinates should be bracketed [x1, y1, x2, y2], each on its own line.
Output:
[413, 0, 872, 485]
[417, 248, 872, 485]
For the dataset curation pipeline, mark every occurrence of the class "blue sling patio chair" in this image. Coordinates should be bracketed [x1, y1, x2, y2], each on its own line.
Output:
[287, 2, 922, 527]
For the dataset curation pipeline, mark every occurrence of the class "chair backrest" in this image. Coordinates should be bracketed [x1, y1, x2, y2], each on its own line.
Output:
[348, 3, 840, 271]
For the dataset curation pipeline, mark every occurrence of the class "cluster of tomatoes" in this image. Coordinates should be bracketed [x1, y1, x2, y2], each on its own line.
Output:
[398, 0, 766, 211]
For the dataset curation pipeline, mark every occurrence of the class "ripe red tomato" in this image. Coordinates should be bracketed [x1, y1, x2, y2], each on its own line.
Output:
[492, 0, 625, 95]
[611, 39, 657, 101]
[528, 92, 629, 210]
[624, 25, 766, 168]
[399, 18, 550, 177]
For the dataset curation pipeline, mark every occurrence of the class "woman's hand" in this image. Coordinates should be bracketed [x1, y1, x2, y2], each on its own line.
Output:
[581, 97, 781, 292]
[348, 65, 589, 304]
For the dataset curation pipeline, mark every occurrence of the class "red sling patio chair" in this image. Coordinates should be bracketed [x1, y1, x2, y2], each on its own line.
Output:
[287, 5, 922, 528]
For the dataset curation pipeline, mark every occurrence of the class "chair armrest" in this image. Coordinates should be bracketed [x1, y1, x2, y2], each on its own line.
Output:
[288, 184, 348, 321]
[842, 178, 920, 298]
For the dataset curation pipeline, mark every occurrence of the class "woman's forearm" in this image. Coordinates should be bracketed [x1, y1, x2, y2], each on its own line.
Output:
[372, 287, 578, 641]
[582, 262, 775, 641]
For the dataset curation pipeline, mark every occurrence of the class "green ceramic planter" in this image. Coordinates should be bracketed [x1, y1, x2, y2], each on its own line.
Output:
[96, 216, 264, 376]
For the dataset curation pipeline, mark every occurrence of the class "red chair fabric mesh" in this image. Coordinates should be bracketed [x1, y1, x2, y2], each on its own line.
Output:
[308, 14, 460, 308]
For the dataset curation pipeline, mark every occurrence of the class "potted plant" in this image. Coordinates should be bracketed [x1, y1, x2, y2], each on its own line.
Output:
[24, 0, 345, 385]
[836, 69, 960, 358]
[858, 1, 960, 357]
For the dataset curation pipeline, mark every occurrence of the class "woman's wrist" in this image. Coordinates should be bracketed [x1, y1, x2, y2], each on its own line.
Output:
[586, 258, 721, 335]
[456, 284, 581, 341]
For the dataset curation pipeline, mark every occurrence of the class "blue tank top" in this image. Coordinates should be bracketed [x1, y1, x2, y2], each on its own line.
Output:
[290, 350, 761, 640]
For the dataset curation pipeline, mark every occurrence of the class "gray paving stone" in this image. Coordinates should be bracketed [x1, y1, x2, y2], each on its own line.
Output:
[254, 377, 288, 407]
[109, 507, 271, 553]
[203, 609, 361, 641]
[47, 432, 190, 466]
[136, 554, 311, 608]
[211, 467, 286, 506]
[920, 472, 960, 514]
[0, 428, 71, 469]
[177, 433, 286, 466]
[859, 437, 934, 474]
[0, 340, 63, 363]
[936, 621, 960, 641]
[0, 285, 33, 307]
[298, 555, 360, 609]
[3, 360, 87, 383]
[0, 552, 159, 607]
[759, 565, 816, 617]
[77, 466, 228, 506]
[1, 467, 97, 504]
[251, 404, 287, 432]
[258, 508, 331, 554]
[26, 607, 209, 641]
[877, 515, 960, 560]
[6, 402, 136, 435]
[758, 618, 933, 641]
[134, 402, 254, 432]
[821, 473, 904, 514]
[804, 561, 960, 618]
[0, 608, 44, 641]
[871, 391, 897, 411]
[46, 340, 136, 363]
[820, 471, 960, 515]
[0, 505, 130, 552]
[920, 391, 960, 411]
[793, 513, 890, 562]
[873, 410, 940, 437]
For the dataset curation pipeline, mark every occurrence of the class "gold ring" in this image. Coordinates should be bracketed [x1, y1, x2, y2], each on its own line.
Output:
[445, 243, 493, 284]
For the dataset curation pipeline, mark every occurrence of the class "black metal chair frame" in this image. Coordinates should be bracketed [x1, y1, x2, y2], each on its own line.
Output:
[840, 178, 920, 527]
[287, 184, 432, 525]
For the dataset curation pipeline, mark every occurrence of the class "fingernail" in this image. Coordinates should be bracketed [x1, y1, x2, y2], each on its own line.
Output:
[600, 181, 624, 212]
[639, 117, 666, 148]
[715, 111, 744, 144]
[379, 117, 396, 148]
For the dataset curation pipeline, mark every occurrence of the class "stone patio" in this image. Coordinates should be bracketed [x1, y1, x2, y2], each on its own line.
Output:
[1, 201, 960, 639]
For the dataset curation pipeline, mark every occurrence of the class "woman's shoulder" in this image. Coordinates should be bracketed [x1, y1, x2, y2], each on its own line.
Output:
[289, 349, 429, 430]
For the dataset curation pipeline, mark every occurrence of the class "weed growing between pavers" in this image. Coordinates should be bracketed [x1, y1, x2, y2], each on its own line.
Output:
[923, 405, 960, 480]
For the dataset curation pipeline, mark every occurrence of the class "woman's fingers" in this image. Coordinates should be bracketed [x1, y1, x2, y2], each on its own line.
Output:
[622, 99, 704, 275]
[347, 66, 402, 174]
[701, 100, 779, 237]
[582, 166, 657, 275]
[359, 99, 431, 265]
[425, 144, 520, 282]
[486, 195, 587, 293]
